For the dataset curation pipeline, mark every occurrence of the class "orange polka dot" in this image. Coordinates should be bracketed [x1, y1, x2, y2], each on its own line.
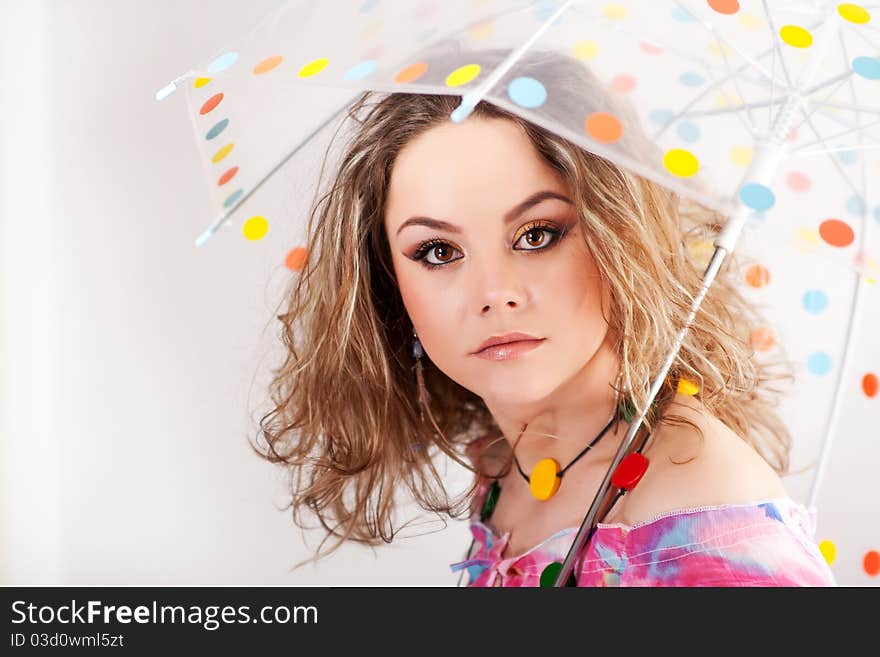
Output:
[745, 264, 771, 288]
[394, 62, 428, 84]
[708, 0, 740, 14]
[750, 327, 776, 351]
[285, 246, 308, 272]
[253, 55, 283, 75]
[584, 112, 623, 143]
[199, 93, 224, 115]
[217, 166, 239, 186]
[863, 373, 878, 398]
[819, 219, 855, 247]
[864, 550, 880, 577]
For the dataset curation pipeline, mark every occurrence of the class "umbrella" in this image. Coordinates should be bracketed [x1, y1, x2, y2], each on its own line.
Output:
[157, 0, 880, 585]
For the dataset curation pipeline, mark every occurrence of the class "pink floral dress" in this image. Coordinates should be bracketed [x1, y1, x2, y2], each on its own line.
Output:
[450, 475, 837, 587]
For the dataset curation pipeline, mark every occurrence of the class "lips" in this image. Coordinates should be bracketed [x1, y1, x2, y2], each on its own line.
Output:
[472, 332, 543, 355]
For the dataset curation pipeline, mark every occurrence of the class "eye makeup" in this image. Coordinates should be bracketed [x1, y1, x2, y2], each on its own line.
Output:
[408, 219, 572, 270]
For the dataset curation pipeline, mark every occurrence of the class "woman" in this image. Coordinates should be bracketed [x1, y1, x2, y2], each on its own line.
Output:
[254, 47, 836, 587]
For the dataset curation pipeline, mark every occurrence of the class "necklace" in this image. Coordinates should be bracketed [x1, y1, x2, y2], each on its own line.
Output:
[512, 384, 624, 501]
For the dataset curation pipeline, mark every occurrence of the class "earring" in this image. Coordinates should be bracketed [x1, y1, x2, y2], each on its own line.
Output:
[411, 331, 443, 441]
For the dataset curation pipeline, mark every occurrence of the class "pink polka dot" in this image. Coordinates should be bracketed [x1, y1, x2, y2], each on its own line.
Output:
[611, 74, 636, 92]
[640, 41, 663, 55]
[786, 171, 811, 192]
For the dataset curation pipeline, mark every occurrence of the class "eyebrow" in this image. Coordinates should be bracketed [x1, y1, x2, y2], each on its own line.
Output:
[395, 190, 574, 237]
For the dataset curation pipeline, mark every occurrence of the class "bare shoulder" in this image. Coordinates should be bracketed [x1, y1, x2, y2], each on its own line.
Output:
[611, 394, 789, 527]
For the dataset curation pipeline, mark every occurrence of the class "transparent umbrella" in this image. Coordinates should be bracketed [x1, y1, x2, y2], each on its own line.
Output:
[157, 0, 880, 585]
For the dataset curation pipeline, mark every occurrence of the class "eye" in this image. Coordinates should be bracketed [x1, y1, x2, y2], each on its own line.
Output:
[410, 220, 568, 270]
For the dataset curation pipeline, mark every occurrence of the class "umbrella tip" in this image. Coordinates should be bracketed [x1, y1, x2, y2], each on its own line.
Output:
[155, 81, 178, 102]
[450, 93, 479, 124]
[194, 226, 216, 248]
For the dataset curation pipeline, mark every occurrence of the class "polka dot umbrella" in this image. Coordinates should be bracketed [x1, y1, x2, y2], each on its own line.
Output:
[157, 0, 880, 584]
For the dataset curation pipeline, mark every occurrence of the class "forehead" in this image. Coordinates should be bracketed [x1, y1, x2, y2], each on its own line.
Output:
[386, 117, 567, 228]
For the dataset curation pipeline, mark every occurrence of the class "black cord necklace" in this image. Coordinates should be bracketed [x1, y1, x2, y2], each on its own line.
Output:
[512, 413, 617, 500]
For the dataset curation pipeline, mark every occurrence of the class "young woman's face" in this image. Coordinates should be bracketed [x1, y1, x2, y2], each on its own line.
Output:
[384, 117, 613, 408]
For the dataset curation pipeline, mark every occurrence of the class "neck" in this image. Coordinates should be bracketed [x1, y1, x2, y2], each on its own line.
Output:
[486, 333, 628, 474]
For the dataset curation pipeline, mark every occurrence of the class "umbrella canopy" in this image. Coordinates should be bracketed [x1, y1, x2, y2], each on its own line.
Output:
[158, 0, 880, 584]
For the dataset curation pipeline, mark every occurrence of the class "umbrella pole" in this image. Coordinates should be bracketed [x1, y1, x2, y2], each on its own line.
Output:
[450, 0, 576, 124]
[553, 6, 844, 586]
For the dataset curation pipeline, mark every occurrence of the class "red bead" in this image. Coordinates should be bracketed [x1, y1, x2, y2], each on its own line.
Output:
[611, 453, 649, 490]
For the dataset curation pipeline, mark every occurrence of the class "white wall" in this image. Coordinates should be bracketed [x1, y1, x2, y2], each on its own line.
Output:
[0, 0, 471, 585]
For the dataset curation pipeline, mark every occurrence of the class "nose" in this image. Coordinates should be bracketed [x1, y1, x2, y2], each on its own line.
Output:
[474, 254, 527, 315]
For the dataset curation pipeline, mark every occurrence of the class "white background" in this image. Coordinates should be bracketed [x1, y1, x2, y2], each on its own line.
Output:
[1, 0, 877, 586]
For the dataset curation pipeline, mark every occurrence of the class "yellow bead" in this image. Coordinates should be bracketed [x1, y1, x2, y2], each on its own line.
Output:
[529, 458, 561, 500]
[677, 377, 700, 396]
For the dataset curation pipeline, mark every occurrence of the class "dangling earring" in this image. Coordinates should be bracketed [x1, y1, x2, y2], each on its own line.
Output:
[412, 331, 443, 441]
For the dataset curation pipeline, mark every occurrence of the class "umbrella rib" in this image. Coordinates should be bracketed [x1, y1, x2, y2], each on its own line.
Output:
[807, 31, 874, 510]
[844, 17, 880, 54]
[794, 107, 862, 199]
[449, 0, 576, 123]
[760, 0, 794, 88]
[794, 117, 880, 150]
[194, 94, 360, 247]
[673, 0, 788, 87]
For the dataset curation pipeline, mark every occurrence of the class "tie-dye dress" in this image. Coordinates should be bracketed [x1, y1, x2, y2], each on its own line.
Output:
[450, 475, 837, 587]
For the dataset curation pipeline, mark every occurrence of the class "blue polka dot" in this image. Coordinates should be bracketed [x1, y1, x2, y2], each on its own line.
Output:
[802, 290, 828, 314]
[807, 352, 833, 376]
[344, 60, 377, 81]
[507, 77, 547, 108]
[205, 118, 229, 140]
[223, 188, 244, 209]
[679, 72, 705, 87]
[838, 149, 858, 165]
[359, 0, 380, 13]
[649, 109, 674, 126]
[738, 183, 776, 211]
[676, 120, 701, 143]
[533, 0, 564, 25]
[207, 52, 239, 74]
[874, 206, 880, 224]
[672, 7, 696, 22]
[852, 56, 880, 80]
[846, 194, 866, 217]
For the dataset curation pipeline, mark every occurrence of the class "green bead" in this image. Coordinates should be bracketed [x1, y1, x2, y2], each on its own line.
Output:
[480, 480, 500, 521]
[540, 561, 577, 587]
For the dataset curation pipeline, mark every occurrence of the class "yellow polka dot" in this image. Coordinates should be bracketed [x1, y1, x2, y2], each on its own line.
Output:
[818, 540, 836, 565]
[795, 227, 820, 254]
[211, 143, 234, 164]
[730, 146, 753, 167]
[716, 92, 742, 108]
[572, 40, 600, 60]
[663, 149, 699, 177]
[469, 21, 493, 40]
[780, 25, 813, 48]
[298, 58, 329, 78]
[529, 458, 561, 501]
[838, 3, 870, 23]
[601, 3, 628, 20]
[708, 42, 733, 57]
[243, 216, 269, 241]
[194, 77, 212, 89]
[737, 12, 762, 29]
[687, 239, 714, 268]
[677, 377, 700, 396]
[445, 63, 481, 87]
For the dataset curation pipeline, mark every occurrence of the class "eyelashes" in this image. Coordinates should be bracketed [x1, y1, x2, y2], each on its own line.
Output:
[410, 220, 569, 270]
